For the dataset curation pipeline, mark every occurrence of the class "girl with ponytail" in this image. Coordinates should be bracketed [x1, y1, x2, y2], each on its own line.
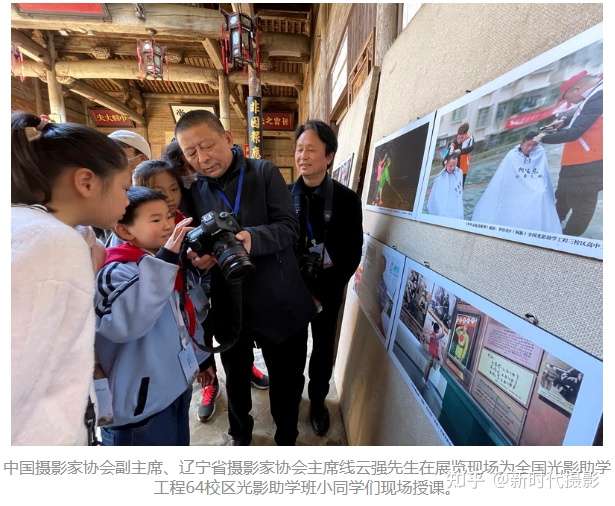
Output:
[11, 111, 131, 445]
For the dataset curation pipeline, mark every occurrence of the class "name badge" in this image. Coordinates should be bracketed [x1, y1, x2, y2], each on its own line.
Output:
[308, 242, 334, 269]
[93, 378, 114, 427]
[178, 344, 199, 384]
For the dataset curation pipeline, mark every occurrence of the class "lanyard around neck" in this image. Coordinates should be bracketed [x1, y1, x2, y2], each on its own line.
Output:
[216, 165, 245, 217]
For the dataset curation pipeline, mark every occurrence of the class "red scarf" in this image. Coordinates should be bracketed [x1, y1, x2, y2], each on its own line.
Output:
[102, 242, 197, 338]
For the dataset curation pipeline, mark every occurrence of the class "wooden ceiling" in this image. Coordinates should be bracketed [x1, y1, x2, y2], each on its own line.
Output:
[12, 3, 313, 111]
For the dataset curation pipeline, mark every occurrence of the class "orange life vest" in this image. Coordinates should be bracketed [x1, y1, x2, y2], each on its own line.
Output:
[561, 114, 602, 167]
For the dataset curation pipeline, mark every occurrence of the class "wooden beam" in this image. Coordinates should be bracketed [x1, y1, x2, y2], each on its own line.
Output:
[32, 77, 43, 115]
[254, 9, 311, 22]
[11, 29, 51, 67]
[231, 4, 255, 17]
[143, 93, 218, 101]
[45, 32, 66, 122]
[12, 4, 224, 39]
[201, 38, 223, 70]
[229, 70, 302, 88]
[20, 60, 301, 88]
[262, 96, 299, 105]
[52, 32, 308, 62]
[55, 37, 204, 58]
[229, 89, 247, 124]
[218, 71, 231, 130]
[260, 32, 309, 59]
[58, 77, 145, 125]
[20, 60, 218, 86]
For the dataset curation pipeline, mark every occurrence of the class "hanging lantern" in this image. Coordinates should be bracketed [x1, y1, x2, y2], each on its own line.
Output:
[221, 12, 259, 73]
[136, 39, 166, 80]
[11, 44, 25, 82]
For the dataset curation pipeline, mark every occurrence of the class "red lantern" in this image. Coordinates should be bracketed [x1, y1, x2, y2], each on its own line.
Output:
[136, 39, 166, 80]
[220, 12, 260, 74]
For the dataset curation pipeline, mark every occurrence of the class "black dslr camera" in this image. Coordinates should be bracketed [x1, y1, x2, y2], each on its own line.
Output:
[184, 211, 255, 281]
[299, 249, 322, 289]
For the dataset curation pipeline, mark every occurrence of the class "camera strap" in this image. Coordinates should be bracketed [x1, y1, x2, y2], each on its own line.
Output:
[292, 174, 334, 250]
[216, 164, 245, 217]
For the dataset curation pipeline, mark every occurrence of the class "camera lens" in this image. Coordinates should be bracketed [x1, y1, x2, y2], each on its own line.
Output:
[213, 235, 255, 281]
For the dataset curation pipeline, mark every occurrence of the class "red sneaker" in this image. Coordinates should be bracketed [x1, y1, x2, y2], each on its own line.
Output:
[197, 379, 220, 423]
[250, 364, 269, 390]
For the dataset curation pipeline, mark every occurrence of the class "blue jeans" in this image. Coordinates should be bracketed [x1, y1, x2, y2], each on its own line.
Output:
[101, 387, 192, 446]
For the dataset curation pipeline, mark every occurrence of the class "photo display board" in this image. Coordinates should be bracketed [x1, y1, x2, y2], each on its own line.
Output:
[389, 257, 602, 446]
[352, 235, 406, 348]
[332, 152, 354, 187]
[415, 25, 602, 259]
[366, 113, 436, 219]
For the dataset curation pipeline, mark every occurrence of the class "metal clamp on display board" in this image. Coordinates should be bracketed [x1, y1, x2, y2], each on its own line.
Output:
[524, 313, 539, 326]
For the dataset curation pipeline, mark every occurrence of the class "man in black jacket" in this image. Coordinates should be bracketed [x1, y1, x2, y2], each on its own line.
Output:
[175, 110, 315, 445]
[292, 120, 363, 436]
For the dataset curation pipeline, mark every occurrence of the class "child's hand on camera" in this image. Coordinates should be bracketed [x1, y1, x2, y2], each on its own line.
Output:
[164, 217, 193, 254]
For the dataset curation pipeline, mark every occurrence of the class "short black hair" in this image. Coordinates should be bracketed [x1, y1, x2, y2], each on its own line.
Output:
[162, 139, 185, 171]
[295, 120, 338, 158]
[175, 110, 225, 136]
[118, 186, 167, 225]
[523, 130, 540, 142]
[458, 123, 470, 135]
[132, 159, 182, 188]
[444, 151, 459, 162]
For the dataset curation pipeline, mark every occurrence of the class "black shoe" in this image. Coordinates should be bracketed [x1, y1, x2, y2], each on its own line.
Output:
[310, 404, 330, 436]
[250, 364, 269, 390]
[229, 416, 254, 445]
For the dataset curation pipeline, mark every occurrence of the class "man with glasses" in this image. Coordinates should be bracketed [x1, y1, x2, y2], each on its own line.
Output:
[176, 110, 315, 446]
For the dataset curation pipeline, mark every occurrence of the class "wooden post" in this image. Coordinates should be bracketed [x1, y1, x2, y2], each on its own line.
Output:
[82, 98, 91, 126]
[218, 70, 231, 131]
[32, 77, 43, 115]
[247, 64, 263, 159]
[45, 32, 66, 122]
[248, 65, 262, 98]
[375, 3, 398, 68]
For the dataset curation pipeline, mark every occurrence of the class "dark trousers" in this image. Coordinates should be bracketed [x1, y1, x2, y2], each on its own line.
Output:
[308, 297, 343, 408]
[101, 387, 192, 446]
[556, 162, 602, 236]
[221, 328, 308, 445]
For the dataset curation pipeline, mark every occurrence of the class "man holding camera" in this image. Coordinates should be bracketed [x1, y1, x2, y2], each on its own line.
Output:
[175, 110, 315, 446]
[292, 120, 363, 436]
[535, 70, 603, 237]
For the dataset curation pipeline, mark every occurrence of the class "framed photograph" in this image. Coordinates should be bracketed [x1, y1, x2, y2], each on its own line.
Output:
[365, 112, 435, 219]
[415, 24, 603, 259]
[331, 152, 354, 187]
[353, 235, 406, 348]
[447, 311, 480, 371]
[170, 104, 217, 123]
[388, 256, 602, 445]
